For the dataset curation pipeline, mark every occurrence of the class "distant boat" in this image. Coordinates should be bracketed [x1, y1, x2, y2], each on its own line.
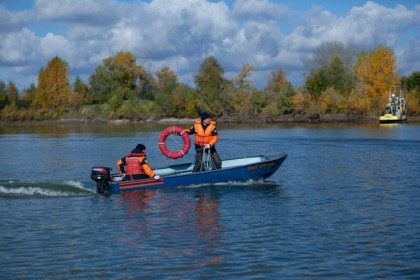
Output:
[379, 90, 408, 124]
[91, 153, 287, 194]
[379, 113, 407, 123]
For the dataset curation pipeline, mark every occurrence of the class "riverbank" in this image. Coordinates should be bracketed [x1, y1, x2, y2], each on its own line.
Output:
[1, 113, 420, 126]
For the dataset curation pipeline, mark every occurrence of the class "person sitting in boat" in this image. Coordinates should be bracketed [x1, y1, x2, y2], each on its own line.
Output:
[117, 144, 160, 181]
[185, 112, 222, 172]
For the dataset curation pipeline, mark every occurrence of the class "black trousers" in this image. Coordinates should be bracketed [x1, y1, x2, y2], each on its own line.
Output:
[193, 147, 222, 172]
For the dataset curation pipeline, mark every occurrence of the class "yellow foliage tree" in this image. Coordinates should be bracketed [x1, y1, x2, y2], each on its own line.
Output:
[33, 56, 71, 110]
[354, 46, 399, 113]
[320, 87, 345, 113]
[345, 89, 370, 115]
[405, 89, 420, 115]
[293, 91, 310, 114]
[264, 67, 287, 94]
[235, 63, 255, 89]
[33, 68, 48, 110]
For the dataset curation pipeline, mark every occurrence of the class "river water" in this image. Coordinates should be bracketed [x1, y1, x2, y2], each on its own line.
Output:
[0, 121, 419, 279]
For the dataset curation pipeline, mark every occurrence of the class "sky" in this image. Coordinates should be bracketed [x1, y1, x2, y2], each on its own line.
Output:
[0, 0, 419, 91]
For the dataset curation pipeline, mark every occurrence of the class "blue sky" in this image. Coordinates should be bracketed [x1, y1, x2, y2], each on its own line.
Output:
[1, 0, 419, 91]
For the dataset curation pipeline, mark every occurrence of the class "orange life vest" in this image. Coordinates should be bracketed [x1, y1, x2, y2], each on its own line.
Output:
[125, 153, 146, 175]
[193, 120, 218, 147]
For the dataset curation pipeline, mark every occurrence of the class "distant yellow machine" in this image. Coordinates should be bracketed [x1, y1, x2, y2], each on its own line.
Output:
[379, 90, 408, 124]
[379, 113, 408, 123]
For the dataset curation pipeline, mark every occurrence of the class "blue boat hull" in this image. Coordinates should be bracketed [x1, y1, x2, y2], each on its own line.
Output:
[100, 153, 287, 193]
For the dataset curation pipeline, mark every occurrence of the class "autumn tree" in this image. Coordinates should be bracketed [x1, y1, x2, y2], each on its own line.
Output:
[265, 67, 287, 94]
[218, 63, 256, 116]
[264, 67, 295, 113]
[235, 63, 255, 89]
[33, 68, 48, 109]
[89, 51, 154, 104]
[354, 46, 399, 113]
[156, 67, 178, 92]
[32, 56, 71, 110]
[6, 81, 19, 106]
[194, 56, 227, 116]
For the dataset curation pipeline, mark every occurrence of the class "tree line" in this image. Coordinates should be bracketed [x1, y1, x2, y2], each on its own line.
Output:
[1, 42, 420, 122]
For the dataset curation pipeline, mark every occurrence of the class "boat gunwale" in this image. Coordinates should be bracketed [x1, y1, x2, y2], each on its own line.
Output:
[109, 152, 288, 184]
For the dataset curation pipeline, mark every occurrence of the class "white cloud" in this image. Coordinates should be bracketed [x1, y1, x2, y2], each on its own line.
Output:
[0, 0, 419, 91]
[34, 0, 120, 25]
[0, 28, 39, 65]
[397, 37, 420, 77]
[233, 0, 289, 21]
[0, 7, 33, 32]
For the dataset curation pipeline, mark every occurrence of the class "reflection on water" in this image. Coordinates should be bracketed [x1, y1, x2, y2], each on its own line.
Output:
[116, 188, 226, 267]
[1, 122, 420, 279]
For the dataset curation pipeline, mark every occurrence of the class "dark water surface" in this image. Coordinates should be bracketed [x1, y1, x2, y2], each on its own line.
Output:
[1, 122, 419, 279]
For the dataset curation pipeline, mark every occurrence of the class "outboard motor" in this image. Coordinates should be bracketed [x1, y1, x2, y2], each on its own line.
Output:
[91, 167, 111, 194]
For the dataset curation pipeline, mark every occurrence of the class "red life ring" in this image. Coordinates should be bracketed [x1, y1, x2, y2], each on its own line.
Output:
[158, 126, 191, 159]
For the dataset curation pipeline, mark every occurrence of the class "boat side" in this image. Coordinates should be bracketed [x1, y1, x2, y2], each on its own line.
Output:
[379, 113, 408, 123]
[109, 153, 287, 193]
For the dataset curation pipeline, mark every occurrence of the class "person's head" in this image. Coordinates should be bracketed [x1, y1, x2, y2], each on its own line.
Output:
[136, 144, 146, 151]
[200, 112, 211, 125]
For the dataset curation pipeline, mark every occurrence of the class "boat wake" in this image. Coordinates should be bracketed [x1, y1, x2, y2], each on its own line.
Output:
[0, 180, 95, 198]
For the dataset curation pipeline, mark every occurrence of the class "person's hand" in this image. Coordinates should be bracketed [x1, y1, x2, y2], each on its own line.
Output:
[204, 144, 211, 149]
[154, 175, 160, 180]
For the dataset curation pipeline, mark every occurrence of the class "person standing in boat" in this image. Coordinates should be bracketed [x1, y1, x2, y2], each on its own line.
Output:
[185, 112, 222, 172]
[117, 144, 160, 181]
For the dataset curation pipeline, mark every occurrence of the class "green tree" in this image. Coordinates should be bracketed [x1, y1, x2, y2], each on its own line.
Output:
[155, 83, 199, 118]
[305, 56, 354, 100]
[328, 56, 354, 94]
[89, 51, 154, 104]
[401, 71, 420, 105]
[401, 71, 420, 92]
[20, 83, 36, 108]
[250, 89, 268, 115]
[0, 80, 6, 109]
[156, 67, 178, 92]
[70, 76, 93, 109]
[304, 67, 328, 100]
[194, 56, 227, 116]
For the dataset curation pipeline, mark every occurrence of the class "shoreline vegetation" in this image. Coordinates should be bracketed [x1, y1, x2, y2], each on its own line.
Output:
[1, 44, 420, 125]
[2, 113, 420, 126]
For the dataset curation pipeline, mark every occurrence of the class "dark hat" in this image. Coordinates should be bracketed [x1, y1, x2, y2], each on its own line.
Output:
[200, 112, 211, 121]
[136, 144, 146, 151]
